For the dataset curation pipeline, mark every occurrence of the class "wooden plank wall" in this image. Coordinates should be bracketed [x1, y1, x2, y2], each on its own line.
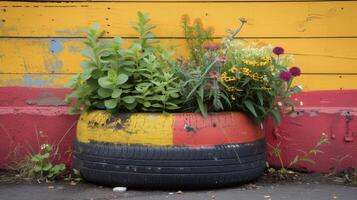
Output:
[1, 0, 357, 90]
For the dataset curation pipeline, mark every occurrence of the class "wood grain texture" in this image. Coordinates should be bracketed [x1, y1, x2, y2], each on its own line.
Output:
[1, 38, 357, 74]
[1, 1, 356, 37]
[0, 1, 356, 90]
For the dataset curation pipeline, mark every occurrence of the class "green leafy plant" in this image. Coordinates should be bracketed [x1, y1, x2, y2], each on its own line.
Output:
[181, 15, 214, 65]
[66, 12, 181, 113]
[220, 42, 301, 124]
[64, 168, 82, 184]
[172, 19, 246, 117]
[66, 12, 302, 125]
[26, 144, 66, 181]
[268, 133, 330, 179]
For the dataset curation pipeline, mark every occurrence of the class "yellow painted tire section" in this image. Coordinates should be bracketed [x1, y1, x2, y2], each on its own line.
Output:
[76, 111, 174, 146]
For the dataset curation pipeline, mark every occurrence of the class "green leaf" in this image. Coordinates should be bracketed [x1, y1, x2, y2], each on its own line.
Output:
[197, 97, 208, 117]
[152, 103, 163, 108]
[165, 102, 180, 110]
[57, 163, 66, 171]
[42, 153, 50, 159]
[117, 74, 129, 85]
[112, 89, 122, 98]
[43, 163, 53, 171]
[308, 149, 323, 155]
[289, 155, 299, 166]
[112, 37, 123, 45]
[244, 100, 257, 118]
[98, 77, 113, 88]
[34, 165, 42, 172]
[124, 101, 137, 110]
[118, 61, 135, 67]
[104, 99, 117, 109]
[122, 96, 135, 104]
[64, 74, 80, 88]
[98, 88, 112, 98]
[31, 154, 42, 162]
[242, 78, 250, 86]
[143, 101, 151, 107]
[169, 92, 179, 98]
[270, 109, 281, 126]
[81, 49, 96, 62]
[300, 157, 316, 164]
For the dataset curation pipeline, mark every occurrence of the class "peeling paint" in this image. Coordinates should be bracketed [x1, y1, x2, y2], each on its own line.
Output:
[50, 39, 64, 54]
[56, 28, 84, 36]
[47, 39, 66, 72]
[23, 74, 53, 87]
[45, 58, 63, 73]
[309, 110, 318, 117]
[26, 91, 65, 106]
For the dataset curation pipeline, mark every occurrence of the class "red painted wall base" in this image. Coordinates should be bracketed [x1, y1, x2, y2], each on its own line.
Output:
[0, 87, 78, 168]
[266, 90, 357, 172]
[0, 87, 356, 172]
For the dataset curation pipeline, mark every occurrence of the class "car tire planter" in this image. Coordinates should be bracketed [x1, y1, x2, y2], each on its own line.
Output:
[73, 111, 266, 189]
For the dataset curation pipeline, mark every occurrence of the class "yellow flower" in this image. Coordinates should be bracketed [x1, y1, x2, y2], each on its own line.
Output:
[228, 86, 237, 92]
[229, 66, 238, 73]
[242, 56, 272, 67]
[223, 76, 236, 82]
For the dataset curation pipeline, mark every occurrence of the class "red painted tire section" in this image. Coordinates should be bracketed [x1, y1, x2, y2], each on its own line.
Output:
[173, 112, 264, 146]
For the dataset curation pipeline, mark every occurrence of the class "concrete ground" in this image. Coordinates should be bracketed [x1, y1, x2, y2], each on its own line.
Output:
[0, 176, 356, 200]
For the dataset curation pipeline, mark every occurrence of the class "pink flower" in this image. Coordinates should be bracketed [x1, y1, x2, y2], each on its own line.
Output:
[273, 46, 284, 56]
[209, 70, 219, 79]
[289, 66, 301, 77]
[279, 70, 292, 81]
[216, 54, 226, 67]
[204, 43, 220, 51]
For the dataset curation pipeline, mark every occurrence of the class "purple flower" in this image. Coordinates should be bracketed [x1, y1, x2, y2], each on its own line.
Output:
[289, 66, 301, 77]
[204, 43, 220, 51]
[273, 46, 284, 56]
[279, 70, 292, 81]
[209, 70, 219, 79]
[215, 54, 226, 67]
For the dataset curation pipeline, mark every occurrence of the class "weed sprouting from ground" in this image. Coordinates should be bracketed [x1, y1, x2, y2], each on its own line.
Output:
[267, 133, 330, 180]
[2, 123, 79, 183]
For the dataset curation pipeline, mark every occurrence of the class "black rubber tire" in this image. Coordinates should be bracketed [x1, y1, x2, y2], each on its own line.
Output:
[73, 139, 266, 189]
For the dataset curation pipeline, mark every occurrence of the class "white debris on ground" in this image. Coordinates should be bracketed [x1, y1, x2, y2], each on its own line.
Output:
[113, 187, 127, 192]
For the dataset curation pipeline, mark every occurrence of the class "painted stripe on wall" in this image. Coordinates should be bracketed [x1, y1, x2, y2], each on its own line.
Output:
[1, 1, 356, 37]
[0, 1, 357, 90]
[1, 38, 357, 74]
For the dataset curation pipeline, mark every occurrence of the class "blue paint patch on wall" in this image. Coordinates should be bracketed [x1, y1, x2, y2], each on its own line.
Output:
[50, 39, 64, 54]
[47, 39, 67, 73]
[23, 74, 51, 87]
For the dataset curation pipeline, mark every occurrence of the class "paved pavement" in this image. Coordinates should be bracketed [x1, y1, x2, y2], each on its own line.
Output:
[0, 178, 356, 200]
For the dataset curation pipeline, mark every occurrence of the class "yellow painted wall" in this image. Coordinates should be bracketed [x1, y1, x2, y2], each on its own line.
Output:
[0, 1, 357, 90]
